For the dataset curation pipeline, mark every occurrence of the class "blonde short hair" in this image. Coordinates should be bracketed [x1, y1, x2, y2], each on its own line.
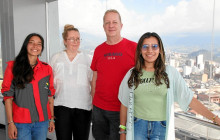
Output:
[103, 9, 122, 23]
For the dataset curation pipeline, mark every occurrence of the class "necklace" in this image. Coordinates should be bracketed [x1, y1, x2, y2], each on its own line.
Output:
[30, 63, 37, 67]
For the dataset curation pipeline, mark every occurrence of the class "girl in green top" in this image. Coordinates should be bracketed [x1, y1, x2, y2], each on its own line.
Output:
[119, 32, 220, 140]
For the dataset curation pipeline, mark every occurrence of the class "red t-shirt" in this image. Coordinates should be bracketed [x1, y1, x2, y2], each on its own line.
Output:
[91, 38, 137, 111]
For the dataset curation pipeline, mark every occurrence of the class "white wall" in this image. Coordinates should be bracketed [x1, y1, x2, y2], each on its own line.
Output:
[12, 0, 59, 62]
[13, 0, 47, 61]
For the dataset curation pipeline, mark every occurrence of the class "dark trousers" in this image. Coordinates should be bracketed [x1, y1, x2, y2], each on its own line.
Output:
[92, 105, 120, 140]
[54, 106, 92, 140]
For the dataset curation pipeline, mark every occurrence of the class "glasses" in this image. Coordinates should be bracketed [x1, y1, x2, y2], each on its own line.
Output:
[142, 44, 159, 51]
[66, 38, 81, 43]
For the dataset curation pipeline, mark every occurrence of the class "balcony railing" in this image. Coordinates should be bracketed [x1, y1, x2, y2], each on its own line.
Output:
[175, 112, 220, 140]
[1, 96, 220, 140]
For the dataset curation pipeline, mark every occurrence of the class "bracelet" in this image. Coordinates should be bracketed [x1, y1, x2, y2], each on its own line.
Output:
[49, 119, 55, 122]
[212, 115, 218, 123]
[7, 121, 14, 125]
[119, 130, 126, 134]
[119, 124, 126, 130]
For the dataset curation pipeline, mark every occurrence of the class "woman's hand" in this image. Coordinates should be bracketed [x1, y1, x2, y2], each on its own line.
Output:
[48, 121, 55, 132]
[120, 133, 126, 140]
[120, 104, 128, 140]
[215, 116, 220, 126]
[8, 123, 17, 139]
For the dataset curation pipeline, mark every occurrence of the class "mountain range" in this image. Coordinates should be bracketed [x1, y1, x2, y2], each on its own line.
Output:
[162, 33, 220, 53]
[187, 49, 220, 63]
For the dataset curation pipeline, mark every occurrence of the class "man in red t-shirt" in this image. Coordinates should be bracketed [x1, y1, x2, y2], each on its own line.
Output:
[91, 9, 137, 140]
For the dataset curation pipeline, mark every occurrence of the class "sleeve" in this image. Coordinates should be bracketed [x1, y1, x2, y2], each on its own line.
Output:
[132, 42, 137, 55]
[1, 62, 15, 101]
[132, 43, 137, 64]
[87, 54, 93, 82]
[118, 68, 132, 107]
[169, 66, 194, 111]
[48, 53, 57, 68]
[90, 49, 98, 71]
[48, 66, 56, 97]
[88, 68, 93, 82]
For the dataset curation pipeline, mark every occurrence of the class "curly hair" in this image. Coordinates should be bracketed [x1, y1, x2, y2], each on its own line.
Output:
[12, 33, 44, 89]
[128, 32, 169, 89]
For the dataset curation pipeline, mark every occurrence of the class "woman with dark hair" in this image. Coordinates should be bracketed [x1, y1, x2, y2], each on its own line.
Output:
[118, 32, 220, 140]
[1, 33, 55, 140]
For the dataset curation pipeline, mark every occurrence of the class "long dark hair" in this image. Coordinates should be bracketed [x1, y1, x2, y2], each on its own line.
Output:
[12, 33, 44, 88]
[128, 32, 169, 89]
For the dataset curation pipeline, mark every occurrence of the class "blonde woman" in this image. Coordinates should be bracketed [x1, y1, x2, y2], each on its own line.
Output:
[50, 24, 92, 140]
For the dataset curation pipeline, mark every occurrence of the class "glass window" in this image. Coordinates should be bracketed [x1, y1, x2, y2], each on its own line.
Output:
[57, 0, 220, 138]
[46, 1, 60, 60]
[57, 0, 219, 106]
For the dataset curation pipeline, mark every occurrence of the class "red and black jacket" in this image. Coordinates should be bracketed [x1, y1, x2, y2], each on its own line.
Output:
[1, 58, 55, 123]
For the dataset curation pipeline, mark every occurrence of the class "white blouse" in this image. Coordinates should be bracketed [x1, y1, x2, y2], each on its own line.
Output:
[50, 51, 93, 110]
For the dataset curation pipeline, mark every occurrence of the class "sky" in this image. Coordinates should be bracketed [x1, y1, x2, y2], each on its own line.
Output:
[58, 0, 220, 53]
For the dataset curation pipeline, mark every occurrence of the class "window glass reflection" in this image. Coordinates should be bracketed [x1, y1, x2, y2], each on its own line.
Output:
[0, 15, 3, 91]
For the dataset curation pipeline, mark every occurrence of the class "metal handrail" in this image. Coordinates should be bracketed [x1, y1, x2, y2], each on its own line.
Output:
[175, 112, 220, 130]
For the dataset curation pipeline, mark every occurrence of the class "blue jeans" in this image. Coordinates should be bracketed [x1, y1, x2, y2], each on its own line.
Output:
[134, 117, 166, 140]
[14, 121, 49, 140]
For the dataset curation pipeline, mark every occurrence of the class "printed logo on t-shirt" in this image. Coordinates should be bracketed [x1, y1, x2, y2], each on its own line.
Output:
[44, 82, 49, 89]
[104, 52, 123, 60]
[140, 78, 154, 84]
